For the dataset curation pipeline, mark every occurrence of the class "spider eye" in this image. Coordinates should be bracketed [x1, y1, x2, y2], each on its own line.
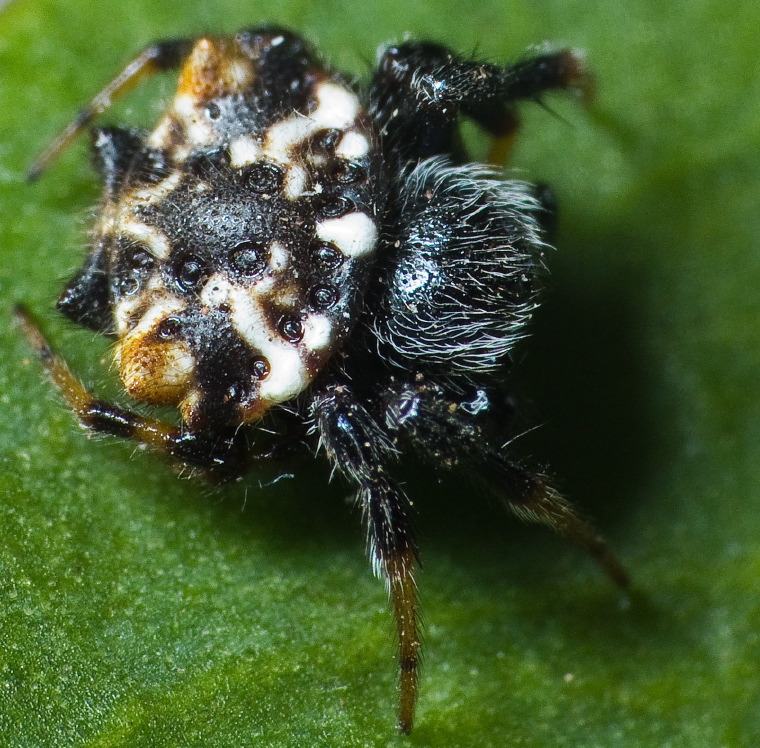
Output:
[333, 161, 366, 185]
[125, 245, 156, 270]
[116, 241, 156, 296]
[312, 243, 343, 269]
[310, 283, 337, 309]
[279, 315, 303, 342]
[230, 241, 266, 277]
[174, 254, 207, 293]
[156, 316, 181, 340]
[316, 195, 353, 218]
[251, 358, 270, 380]
[244, 161, 284, 194]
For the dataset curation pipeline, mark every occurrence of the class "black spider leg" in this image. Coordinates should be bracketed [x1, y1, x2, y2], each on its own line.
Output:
[311, 385, 420, 734]
[28, 37, 194, 181]
[488, 457, 630, 589]
[13, 304, 280, 483]
[383, 380, 630, 589]
[370, 42, 591, 165]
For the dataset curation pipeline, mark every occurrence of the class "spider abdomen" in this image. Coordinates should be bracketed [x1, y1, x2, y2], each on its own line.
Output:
[64, 30, 383, 430]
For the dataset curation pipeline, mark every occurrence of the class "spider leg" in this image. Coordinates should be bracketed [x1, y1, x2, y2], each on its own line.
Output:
[14, 303, 270, 482]
[383, 379, 630, 589]
[28, 37, 194, 181]
[312, 385, 420, 734]
[477, 49, 593, 166]
[370, 43, 591, 163]
[488, 458, 630, 589]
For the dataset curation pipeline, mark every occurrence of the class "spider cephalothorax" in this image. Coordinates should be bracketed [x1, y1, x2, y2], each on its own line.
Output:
[19, 26, 628, 733]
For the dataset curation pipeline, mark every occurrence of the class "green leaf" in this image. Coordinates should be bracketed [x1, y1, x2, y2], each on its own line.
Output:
[1, 1, 759, 745]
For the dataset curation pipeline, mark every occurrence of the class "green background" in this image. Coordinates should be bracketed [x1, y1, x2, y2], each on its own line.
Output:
[1, 1, 758, 745]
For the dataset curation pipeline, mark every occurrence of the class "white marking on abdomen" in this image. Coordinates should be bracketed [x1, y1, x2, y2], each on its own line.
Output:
[264, 116, 318, 163]
[229, 135, 262, 167]
[119, 219, 172, 260]
[283, 164, 308, 199]
[316, 212, 378, 258]
[115, 294, 143, 335]
[263, 82, 363, 163]
[230, 289, 309, 404]
[311, 82, 360, 128]
[198, 275, 313, 405]
[302, 314, 333, 351]
[129, 171, 183, 206]
[268, 242, 290, 272]
[336, 131, 370, 159]
[199, 273, 233, 308]
[118, 294, 186, 337]
[172, 93, 216, 146]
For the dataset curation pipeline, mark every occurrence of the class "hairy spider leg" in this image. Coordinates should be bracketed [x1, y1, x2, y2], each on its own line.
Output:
[382, 381, 630, 590]
[492, 460, 630, 589]
[13, 303, 269, 482]
[487, 49, 594, 165]
[371, 44, 592, 166]
[369, 42, 625, 584]
[28, 38, 194, 181]
[312, 385, 421, 734]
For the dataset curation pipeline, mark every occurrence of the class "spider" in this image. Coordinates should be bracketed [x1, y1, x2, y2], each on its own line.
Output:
[17, 26, 629, 733]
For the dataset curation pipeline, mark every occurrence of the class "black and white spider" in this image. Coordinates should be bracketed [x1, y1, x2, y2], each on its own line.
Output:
[17, 26, 629, 733]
